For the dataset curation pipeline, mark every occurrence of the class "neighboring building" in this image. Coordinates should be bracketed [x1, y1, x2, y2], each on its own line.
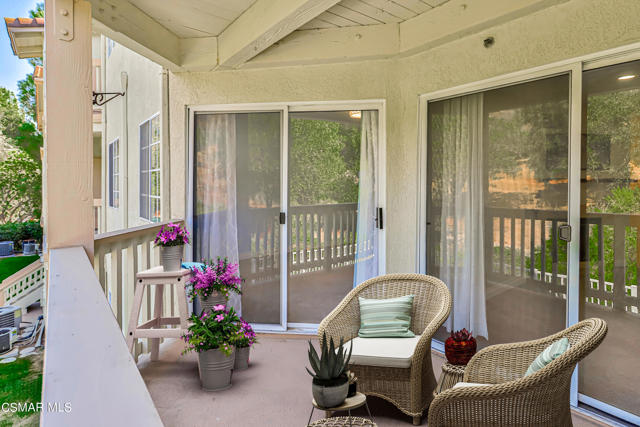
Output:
[99, 38, 166, 232]
[5, 17, 167, 234]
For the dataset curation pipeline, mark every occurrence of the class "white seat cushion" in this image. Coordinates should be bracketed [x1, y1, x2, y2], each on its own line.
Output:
[452, 382, 491, 389]
[347, 335, 421, 368]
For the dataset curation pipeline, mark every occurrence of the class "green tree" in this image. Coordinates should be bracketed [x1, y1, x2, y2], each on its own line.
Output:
[13, 121, 42, 162]
[289, 118, 360, 206]
[0, 87, 23, 140]
[17, 75, 37, 123]
[0, 150, 42, 223]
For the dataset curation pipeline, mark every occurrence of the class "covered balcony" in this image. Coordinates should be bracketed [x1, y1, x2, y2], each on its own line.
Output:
[38, 0, 640, 426]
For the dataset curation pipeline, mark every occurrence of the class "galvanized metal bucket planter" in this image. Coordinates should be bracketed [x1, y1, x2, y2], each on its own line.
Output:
[198, 347, 235, 391]
[234, 346, 250, 370]
[160, 245, 183, 272]
[198, 292, 227, 314]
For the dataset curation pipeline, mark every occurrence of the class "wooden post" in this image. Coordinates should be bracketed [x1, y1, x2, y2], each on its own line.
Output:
[44, 0, 94, 260]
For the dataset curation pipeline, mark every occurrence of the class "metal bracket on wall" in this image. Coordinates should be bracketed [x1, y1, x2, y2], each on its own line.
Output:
[92, 91, 125, 106]
[55, 0, 74, 41]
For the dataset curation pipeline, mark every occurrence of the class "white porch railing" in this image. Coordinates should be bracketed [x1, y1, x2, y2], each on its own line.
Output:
[0, 259, 45, 310]
[94, 220, 184, 358]
[42, 246, 162, 426]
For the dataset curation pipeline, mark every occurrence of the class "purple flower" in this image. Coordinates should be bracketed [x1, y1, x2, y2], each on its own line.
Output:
[215, 314, 225, 322]
[213, 304, 226, 311]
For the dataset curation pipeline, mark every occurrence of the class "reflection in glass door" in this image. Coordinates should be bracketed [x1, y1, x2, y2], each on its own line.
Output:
[193, 112, 282, 326]
[426, 75, 571, 348]
[287, 110, 381, 325]
[580, 61, 640, 419]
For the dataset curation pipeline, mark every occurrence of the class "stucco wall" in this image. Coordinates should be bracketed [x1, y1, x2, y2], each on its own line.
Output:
[168, 0, 640, 273]
[104, 40, 163, 232]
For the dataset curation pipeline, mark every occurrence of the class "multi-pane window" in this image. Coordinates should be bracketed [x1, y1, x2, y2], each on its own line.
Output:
[140, 114, 161, 222]
[108, 138, 120, 208]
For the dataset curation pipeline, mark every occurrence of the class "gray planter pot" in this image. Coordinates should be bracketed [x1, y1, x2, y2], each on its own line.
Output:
[198, 347, 235, 391]
[234, 346, 250, 370]
[160, 245, 183, 271]
[23, 242, 36, 255]
[198, 292, 227, 314]
[312, 380, 348, 408]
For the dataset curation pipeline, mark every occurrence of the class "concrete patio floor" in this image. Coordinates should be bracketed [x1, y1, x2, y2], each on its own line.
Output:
[139, 335, 611, 427]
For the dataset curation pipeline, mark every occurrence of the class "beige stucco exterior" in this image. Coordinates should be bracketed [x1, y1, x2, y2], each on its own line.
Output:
[102, 38, 164, 232]
[166, 0, 640, 274]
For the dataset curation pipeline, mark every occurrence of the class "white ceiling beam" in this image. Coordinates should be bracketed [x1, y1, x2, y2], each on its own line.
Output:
[247, 0, 568, 68]
[245, 23, 399, 69]
[89, 0, 182, 71]
[218, 0, 342, 68]
[399, 0, 570, 56]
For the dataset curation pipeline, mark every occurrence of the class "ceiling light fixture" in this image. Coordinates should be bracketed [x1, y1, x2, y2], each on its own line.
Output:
[349, 110, 361, 119]
[618, 74, 636, 80]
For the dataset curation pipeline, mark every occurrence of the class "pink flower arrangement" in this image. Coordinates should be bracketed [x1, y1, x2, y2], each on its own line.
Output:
[187, 257, 243, 300]
[182, 304, 241, 356]
[234, 317, 258, 348]
[154, 223, 190, 247]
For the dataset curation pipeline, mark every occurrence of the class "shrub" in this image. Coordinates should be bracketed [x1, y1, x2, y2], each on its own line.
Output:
[0, 220, 42, 250]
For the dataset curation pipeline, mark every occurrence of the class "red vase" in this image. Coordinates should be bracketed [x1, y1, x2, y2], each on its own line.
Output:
[444, 337, 477, 365]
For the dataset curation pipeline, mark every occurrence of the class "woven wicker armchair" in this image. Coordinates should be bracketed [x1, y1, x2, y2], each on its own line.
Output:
[428, 318, 608, 427]
[317, 274, 452, 425]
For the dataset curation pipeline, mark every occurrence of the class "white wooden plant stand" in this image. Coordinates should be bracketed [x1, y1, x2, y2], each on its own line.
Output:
[126, 267, 191, 361]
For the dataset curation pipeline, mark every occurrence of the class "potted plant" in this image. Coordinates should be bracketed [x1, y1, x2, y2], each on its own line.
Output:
[154, 223, 190, 271]
[444, 328, 477, 365]
[182, 304, 240, 391]
[187, 257, 242, 314]
[233, 317, 257, 370]
[306, 332, 353, 408]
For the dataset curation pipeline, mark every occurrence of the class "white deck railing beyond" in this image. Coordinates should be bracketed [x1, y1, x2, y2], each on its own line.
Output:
[42, 246, 162, 426]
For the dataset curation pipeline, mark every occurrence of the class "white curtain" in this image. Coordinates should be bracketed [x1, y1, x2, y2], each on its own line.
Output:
[353, 111, 379, 287]
[194, 114, 241, 314]
[439, 94, 488, 339]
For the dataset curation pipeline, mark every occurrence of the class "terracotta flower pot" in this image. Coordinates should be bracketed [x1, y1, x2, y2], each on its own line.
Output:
[198, 347, 235, 391]
[444, 337, 477, 365]
[198, 292, 227, 314]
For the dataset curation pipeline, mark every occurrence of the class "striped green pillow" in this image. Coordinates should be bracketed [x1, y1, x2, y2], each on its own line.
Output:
[358, 295, 415, 338]
[525, 337, 570, 376]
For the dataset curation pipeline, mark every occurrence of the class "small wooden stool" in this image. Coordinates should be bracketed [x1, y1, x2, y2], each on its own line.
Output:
[126, 267, 191, 361]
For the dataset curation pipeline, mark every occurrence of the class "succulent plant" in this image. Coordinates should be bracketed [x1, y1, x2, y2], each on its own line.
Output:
[306, 332, 352, 386]
[450, 328, 473, 342]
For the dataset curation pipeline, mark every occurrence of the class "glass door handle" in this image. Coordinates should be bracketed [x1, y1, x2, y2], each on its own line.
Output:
[558, 224, 572, 242]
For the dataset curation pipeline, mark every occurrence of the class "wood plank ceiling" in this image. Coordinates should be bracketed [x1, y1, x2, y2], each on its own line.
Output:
[128, 0, 450, 38]
[300, 0, 451, 30]
[128, 0, 258, 38]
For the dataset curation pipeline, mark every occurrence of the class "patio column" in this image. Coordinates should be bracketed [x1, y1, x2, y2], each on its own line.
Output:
[44, 0, 94, 260]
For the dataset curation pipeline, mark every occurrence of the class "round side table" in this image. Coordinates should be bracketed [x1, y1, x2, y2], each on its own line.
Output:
[308, 392, 375, 427]
[433, 362, 466, 396]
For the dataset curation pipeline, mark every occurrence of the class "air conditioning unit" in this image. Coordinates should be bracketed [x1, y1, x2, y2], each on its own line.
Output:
[0, 306, 21, 328]
[0, 328, 11, 353]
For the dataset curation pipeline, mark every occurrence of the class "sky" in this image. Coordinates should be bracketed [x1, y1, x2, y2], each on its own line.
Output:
[0, 0, 40, 95]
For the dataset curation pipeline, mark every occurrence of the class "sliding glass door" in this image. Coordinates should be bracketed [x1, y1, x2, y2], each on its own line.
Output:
[193, 112, 283, 326]
[287, 110, 380, 325]
[191, 104, 384, 330]
[426, 74, 571, 347]
[579, 60, 640, 419]
[424, 61, 640, 424]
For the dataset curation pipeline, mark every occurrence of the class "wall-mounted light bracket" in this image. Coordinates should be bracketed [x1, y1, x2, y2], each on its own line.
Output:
[92, 91, 125, 106]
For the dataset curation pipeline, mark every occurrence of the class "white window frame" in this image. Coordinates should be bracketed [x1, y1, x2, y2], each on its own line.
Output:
[416, 41, 640, 426]
[108, 138, 119, 208]
[139, 113, 161, 222]
[186, 100, 387, 334]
